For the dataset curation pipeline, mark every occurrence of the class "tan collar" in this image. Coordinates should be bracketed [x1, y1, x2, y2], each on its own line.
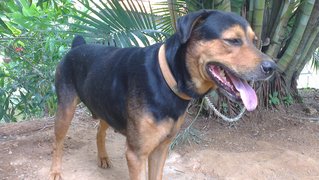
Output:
[158, 45, 192, 101]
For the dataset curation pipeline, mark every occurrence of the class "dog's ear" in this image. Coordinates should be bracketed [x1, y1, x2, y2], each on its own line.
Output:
[176, 10, 209, 43]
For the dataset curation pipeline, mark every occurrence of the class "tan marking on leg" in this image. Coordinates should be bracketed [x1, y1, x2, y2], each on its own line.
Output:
[126, 145, 148, 180]
[96, 119, 112, 168]
[148, 138, 171, 180]
[49, 98, 78, 180]
[148, 114, 185, 180]
[126, 113, 177, 180]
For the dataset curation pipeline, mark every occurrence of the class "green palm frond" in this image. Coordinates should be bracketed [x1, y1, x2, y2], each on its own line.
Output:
[153, 0, 190, 35]
[70, 0, 165, 47]
[311, 49, 319, 72]
[152, 0, 234, 36]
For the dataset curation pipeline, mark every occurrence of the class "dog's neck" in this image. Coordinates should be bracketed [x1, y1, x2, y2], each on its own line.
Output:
[158, 45, 192, 101]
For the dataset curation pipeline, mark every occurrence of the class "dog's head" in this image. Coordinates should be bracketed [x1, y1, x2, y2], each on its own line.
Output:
[171, 10, 276, 111]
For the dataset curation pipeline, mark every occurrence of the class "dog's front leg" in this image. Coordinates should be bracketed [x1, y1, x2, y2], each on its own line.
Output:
[126, 144, 148, 180]
[148, 114, 185, 180]
[148, 138, 172, 180]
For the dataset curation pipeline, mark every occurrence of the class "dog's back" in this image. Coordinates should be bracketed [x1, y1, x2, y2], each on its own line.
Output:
[55, 36, 183, 131]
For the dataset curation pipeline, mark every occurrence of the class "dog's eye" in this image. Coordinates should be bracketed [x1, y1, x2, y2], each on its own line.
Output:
[223, 38, 243, 46]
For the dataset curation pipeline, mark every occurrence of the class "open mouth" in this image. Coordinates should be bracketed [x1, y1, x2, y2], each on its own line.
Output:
[206, 63, 258, 111]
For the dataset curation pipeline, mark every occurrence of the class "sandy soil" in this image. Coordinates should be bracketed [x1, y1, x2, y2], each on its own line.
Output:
[0, 89, 319, 180]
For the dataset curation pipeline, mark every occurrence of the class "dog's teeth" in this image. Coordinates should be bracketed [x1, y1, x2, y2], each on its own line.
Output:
[220, 70, 225, 77]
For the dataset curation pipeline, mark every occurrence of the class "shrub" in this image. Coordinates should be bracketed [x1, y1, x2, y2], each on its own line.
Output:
[0, 0, 74, 122]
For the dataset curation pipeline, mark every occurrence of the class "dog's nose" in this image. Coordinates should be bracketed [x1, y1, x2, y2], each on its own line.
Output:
[261, 60, 276, 74]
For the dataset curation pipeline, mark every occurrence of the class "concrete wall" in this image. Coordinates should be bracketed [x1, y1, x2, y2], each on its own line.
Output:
[297, 62, 319, 89]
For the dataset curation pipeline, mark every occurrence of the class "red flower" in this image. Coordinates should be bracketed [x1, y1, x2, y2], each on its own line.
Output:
[15, 47, 24, 52]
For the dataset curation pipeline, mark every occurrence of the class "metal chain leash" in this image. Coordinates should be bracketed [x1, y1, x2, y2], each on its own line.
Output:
[204, 96, 246, 122]
[204, 81, 257, 122]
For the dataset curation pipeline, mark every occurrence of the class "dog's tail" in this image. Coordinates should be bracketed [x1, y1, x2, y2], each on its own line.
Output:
[71, 35, 86, 49]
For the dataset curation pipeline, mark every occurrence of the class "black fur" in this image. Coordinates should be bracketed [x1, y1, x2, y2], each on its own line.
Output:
[194, 11, 249, 40]
[71, 35, 86, 48]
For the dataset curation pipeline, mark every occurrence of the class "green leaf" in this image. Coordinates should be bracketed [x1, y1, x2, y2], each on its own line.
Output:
[6, 1, 21, 12]
[0, 18, 13, 35]
[72, 0, 163, 47]
[311, 49, 319, 72]
[3, 21, 22, 36]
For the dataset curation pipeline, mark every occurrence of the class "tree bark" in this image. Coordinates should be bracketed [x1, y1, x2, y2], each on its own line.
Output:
[295, 0, 319, 73]
[277, 0, 315, 72]
[284, 0, 318, 87]
[247, 0, 254, 24]
[296, 33, 319, 79]
[266, 0, 297, 59]
[252, 0, 265, 49]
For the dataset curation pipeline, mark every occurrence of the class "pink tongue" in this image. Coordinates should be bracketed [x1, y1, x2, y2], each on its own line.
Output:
[228, 74, 257, 111]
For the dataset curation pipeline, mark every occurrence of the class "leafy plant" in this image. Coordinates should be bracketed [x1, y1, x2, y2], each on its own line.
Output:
[70, 0, 166, 47]
[152, 0, 189, 35]
[221, 102, 229, 114]
[311, 49, 319, 72]
[0, 0, 73, 122]
[269, 91, 280, 106]
[283, 94, 294, 106]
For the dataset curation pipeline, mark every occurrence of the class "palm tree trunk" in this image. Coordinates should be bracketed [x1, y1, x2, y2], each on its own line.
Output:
[277, 0, 315, 72]
[265, 0, 282, 38]
[247, 0, 254, 24]
[296, 33, 319, 79]
[252, 0, 265, 49]
[294, 0, 319, 73]
[283, 0, 317, 87]
[266, 0, 298, 58]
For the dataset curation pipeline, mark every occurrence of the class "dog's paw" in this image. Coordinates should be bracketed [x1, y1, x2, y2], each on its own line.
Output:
[98, 157, 112, 169]
[49, 172, 62, 180]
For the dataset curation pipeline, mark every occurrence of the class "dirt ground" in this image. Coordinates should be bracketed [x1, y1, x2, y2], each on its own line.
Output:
[1, 89, 319, 180]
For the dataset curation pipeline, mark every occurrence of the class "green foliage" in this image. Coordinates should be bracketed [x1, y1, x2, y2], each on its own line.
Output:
[267, 91, 294, 107]
[283, 95, 294, 106]
[0, 0, 73, 122]
[221, 102, 229, 113]
[153, 0, 234, 36]
[153, 0, 189, 35]
[311, 49, 319, 72]
[268, 91, 280, 106]
[70, 0, 166, 47]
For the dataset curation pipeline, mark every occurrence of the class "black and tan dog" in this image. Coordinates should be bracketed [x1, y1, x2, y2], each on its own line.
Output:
[49, 10, 276, 180]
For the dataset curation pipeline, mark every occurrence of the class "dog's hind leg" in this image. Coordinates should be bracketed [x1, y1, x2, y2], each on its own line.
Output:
[49, 94, 78, 180]
[96, 119, 112, 168]
[49, 68, 79, 180]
